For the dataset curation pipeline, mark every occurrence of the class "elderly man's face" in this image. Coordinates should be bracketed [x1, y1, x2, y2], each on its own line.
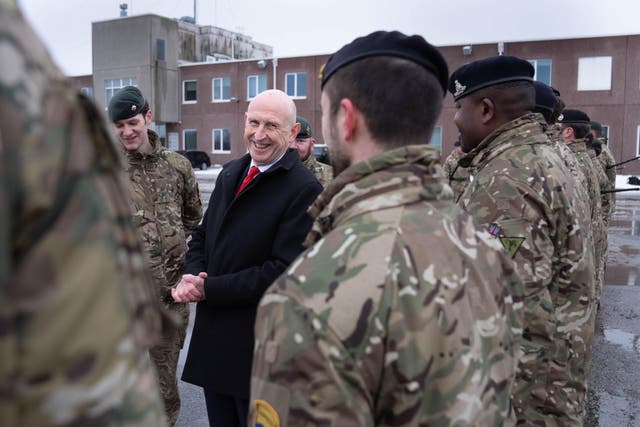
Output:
[244, 92, 299, 166]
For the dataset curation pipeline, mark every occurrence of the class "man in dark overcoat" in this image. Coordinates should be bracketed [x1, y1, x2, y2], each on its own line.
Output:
[172, 89, 322, 427]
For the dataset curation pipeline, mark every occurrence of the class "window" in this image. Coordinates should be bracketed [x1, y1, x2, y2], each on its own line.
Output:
[578, 56, 612, 91]
[528, 59, 552, 85]
[212, 128, 231, 152]
[184, 129, 197, 150]
[247, 74, 267, 100]
[156, 38, 166, 61]
[429, 126, 442, 152]
[285, 72, 307, 98]
[637, 125, 640, 156]
[212, 77, 231, 101]
[601, 125, 610, 142]
[80, 87, 93, 98]
[105, 77, 138, 106]
[183, 80, 197, 103]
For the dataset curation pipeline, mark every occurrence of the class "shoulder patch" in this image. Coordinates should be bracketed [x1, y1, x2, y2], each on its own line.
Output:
[254, 399, 280, 427]
[499, 237, 526, 258]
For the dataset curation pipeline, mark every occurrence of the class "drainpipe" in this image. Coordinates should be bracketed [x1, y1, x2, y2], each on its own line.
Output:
[272, 57, 278, 89]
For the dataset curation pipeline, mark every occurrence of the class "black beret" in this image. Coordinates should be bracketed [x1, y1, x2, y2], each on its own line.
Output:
[108, 86, 147, 122]
[590, 120, 603, 133]
[533, 81, 557, 113]
[557, 109, 591, 125]
[296, 116, 313, 138]
[448, 55, 534, 101]
[320, 30, 449, 95]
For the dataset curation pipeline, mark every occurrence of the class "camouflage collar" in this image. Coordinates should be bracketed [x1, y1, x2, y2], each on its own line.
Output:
[125, 129, 162, 164]
[304, 145, 449, 247]
[458, 113, 547, 169]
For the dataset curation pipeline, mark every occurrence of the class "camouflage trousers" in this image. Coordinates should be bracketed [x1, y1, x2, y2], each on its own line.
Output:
[150, 302, 189, 426]
[512, 304, 596, 426]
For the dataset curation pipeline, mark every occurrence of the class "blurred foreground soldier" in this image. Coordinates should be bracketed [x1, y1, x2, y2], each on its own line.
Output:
[250, 31, 524, 427]
[108, 86, 203, 425]
[290, 116, 333, 186]
[442, 139, 470, 200]
[0, 1, 167, 425]
[558, 110, 606, 304]
[450, 56, 594, 425]
[591, 120, 616, 224]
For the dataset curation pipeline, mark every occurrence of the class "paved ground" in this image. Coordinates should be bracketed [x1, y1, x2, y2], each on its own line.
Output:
[176, 173, 640, 426]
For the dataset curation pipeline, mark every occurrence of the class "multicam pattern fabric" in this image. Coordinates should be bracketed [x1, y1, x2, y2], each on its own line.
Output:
[564, 138, 605, 305]
[124, 130, 202, 424]
[457, 114, 595, 426]
[250, 145, 524, 426]
[589, 147, 610, 303]
[0, 1, 167, 425]
[303, 154, 333, 187]
[597, 142, 616, 225]
[442, 148, 470, 201]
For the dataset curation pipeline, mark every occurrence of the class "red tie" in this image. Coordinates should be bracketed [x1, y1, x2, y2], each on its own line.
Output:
[235, 165, 260, 196]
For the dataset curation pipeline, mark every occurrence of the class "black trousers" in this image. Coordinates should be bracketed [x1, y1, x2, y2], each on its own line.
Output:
[203, 388, 249, 427]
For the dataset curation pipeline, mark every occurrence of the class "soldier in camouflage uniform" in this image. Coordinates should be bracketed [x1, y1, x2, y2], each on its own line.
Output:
[450, 57, 594, 426]
[557, 110, 606, 305]
[109, 87, 203, 425]
[250, 31, 524, 427]
[591, 120, 616, 225]
[0, 1, 168, 425]
[442, 140, 470, 201]
[290, 116, 333, 186]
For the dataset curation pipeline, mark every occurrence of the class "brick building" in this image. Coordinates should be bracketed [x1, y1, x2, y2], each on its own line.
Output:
[69, 24, 640, 175]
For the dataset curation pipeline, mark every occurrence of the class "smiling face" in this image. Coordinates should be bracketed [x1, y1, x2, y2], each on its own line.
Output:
[453, 96, 486, 153]
[113, 110, 153, 154]
[244, 90, 299, 166]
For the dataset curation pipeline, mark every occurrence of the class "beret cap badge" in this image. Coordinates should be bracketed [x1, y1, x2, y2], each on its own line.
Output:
[453, 80, 466, 97]
[131, 105, 137, 112]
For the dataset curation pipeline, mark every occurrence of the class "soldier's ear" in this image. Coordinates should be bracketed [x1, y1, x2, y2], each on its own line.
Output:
[480, 97, 495, 124]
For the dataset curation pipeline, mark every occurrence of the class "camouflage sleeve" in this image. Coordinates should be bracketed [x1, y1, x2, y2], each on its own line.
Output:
[460, 173, 558, 341]
[170, 153, 202, 231]
[250, 285, 375, 427]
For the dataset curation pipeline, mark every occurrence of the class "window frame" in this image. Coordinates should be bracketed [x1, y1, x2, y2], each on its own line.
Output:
[212, 128, 231, 153]
[636, 125, 640, 157]
[104, 77, 138, 107]
[528, 58, 552, 86]
[156, 38, 166, 61]
[183, 80, 198, 104]
[183, 129, 198, 150]
[284, 72, 307, 99]
[211, 77, 231, 102]
[247, 74, 267, 100]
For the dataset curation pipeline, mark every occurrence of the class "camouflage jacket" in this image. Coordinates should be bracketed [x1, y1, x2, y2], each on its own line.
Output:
[303, 154, 333, 187]
[597, 142, 616, 224]
[458, 114, 594, 424]
[0, 1, 167, 425]
[250, 145, 523, 427]
[125, 131, 202, 303]
[442, 148, 470, 201]
[564, 139, 605, 242]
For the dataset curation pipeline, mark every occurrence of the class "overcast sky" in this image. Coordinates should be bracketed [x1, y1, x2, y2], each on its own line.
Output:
[19, 0, 640, 76]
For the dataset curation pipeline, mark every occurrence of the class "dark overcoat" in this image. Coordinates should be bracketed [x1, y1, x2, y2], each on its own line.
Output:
[181, 148, 322, 397]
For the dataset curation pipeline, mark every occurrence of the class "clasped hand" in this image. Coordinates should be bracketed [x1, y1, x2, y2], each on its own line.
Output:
[172, 272, 207, 303]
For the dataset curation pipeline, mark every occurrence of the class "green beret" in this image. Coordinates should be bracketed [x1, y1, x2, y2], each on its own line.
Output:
[108, 86, 147, 122]
[448, 56, 534, 101]
[320, 30, 449, 95]
[296, 116, 312, 138]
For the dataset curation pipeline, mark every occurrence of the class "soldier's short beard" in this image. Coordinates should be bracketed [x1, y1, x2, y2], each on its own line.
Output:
[327, 122, 350, 177]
